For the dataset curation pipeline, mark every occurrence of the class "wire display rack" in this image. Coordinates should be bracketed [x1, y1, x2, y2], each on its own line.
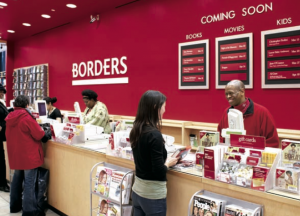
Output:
[90, 161, 134, 216]
[188, 190, 263, 216]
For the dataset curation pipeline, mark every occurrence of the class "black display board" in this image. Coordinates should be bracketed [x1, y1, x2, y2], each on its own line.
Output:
[262, 26, 300, 88]
[215, 33, 253, 89]
[179, 40, 209, 89]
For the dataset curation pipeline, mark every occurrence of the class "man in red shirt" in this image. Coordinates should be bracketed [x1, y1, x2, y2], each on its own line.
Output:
[217, 80, 279, 148]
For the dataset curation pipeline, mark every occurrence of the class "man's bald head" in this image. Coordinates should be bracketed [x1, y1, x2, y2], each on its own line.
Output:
[224, 80, 246, 106]
[225, 80, 245, 91]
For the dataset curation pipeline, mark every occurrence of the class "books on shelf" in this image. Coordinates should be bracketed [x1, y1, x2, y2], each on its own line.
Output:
[94, 166, 115, 197]
[192, 194, 226, 216]
[109, 171, 133, 204]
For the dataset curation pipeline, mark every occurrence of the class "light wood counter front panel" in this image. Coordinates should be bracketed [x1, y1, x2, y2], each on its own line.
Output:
[43, 142, 107, 216]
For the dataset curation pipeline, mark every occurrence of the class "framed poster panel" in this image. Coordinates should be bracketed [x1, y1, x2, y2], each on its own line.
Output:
[261, 26, 300, 88]
[178, 39, 209, 89]
[215, 33, 253, 89]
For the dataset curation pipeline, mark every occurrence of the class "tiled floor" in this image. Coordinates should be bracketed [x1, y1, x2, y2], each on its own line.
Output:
[0, 191, 59, 216]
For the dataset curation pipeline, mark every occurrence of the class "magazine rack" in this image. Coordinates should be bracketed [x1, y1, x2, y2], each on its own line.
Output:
[90, 161, 134, 216]
[188, 190, 263, 216]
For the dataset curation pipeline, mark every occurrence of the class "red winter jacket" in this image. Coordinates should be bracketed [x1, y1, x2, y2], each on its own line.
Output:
[217, 98, 279, 148]
[5, 108, 45, 170]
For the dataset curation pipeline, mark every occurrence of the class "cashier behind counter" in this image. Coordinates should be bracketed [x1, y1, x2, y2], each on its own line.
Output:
[82, 89, 111, 134]
[217, 80, 279, 148]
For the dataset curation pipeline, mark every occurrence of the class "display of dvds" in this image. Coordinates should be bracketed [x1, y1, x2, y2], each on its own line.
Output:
[12, 64, 48, 104]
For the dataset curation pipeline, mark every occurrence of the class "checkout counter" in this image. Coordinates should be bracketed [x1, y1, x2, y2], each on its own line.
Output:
[3, 102, 300, 216]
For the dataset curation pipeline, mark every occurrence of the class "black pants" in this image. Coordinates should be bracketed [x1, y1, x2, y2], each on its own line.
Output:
[0, 141, 7, 187]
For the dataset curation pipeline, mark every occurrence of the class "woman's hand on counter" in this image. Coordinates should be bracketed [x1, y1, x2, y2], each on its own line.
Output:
[165, 157, 179, 168]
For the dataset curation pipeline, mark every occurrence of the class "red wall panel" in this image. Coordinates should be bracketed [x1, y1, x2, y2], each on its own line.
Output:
[10, 0, 300, 129]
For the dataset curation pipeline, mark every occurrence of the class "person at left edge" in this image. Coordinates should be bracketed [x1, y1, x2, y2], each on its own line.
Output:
[5, 95, 51, 214]
[0, 84, 10, 192]
[82, 89, 111, 134]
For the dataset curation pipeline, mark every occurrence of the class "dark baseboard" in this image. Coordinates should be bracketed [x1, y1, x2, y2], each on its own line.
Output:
[48, 204, 68, 216]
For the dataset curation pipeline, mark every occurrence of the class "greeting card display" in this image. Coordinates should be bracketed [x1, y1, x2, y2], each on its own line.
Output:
[179, 39, 209, 89]
[215, 33, 253, 89]
[261, 25, 300, 88]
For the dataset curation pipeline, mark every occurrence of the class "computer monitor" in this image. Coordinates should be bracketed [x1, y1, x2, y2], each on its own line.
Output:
[74, 102, 81, 114]
[34, 100, 47, 119]
[10, 100, 15, 108]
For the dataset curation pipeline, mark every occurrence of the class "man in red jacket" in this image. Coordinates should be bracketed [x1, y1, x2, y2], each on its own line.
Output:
[5, 95, 51, 215]
[217, 80, 279, 148]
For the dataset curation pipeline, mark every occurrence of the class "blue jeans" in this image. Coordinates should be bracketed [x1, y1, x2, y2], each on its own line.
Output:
[10, 168, 41, 216]
[132, 191, 167, 216]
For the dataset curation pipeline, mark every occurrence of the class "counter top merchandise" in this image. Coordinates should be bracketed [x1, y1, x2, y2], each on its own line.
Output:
[20, 113, 299, 216]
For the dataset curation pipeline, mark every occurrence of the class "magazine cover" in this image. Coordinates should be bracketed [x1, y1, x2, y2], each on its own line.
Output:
[97, 198, 108, 216]
[107, 202, 132, 216]
[192, 195, 226, 216]
[275, 168, 300, 193]
[225, 205, 255, 216]
[198, 131, 220, 152]
[281, 139, 300, 168]
[109, 171, 133, 204]
[94, 166, 115, 197]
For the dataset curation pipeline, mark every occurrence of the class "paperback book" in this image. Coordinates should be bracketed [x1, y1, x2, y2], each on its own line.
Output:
[94, 166, 115, 197]
[109, 171, 133, 204]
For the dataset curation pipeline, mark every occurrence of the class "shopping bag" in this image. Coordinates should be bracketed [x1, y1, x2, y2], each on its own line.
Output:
[35, 167, 49, 215]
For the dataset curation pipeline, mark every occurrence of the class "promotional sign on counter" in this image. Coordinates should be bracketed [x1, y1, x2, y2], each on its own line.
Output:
[261, 25, 300, 88]
[179, 39, 209, 89]
[230, 134, 266, 150]
[215, 33, 253, 89]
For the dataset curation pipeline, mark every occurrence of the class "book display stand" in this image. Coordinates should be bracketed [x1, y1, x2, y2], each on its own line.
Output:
[90, 162, 134, 216]
[12, 64, 49, 106]
[188, 190, 263, 216]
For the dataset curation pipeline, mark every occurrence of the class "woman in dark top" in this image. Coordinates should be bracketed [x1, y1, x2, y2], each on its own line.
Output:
[130, 90, 178, 216]
[43, 97, 62, 122]
[0, 84, 10, 192]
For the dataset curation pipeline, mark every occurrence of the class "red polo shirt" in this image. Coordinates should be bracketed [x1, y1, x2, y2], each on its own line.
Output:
[217, 98, 279, 148]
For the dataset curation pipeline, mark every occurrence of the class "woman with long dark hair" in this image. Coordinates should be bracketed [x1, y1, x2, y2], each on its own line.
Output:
[130, 90, 178, 216]
[43, 96, 62, 122]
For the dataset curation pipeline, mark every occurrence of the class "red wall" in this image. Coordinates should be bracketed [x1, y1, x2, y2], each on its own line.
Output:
[10, 0, 300, 129]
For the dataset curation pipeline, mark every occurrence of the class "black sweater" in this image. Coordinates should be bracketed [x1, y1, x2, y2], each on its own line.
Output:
[132, 127, 167, 181]
[48, 108, 62, 122]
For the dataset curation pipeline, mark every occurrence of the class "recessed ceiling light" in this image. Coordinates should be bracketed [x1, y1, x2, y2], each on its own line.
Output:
[7, 30, 15, 33]
[66, 4, 77, 8]
[41, 14, 51, 18]
[0, 2, 7, 7]
[0, 6, 3, 9]
[23, 23, 31, 26]
[51, 9, 55, 11]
